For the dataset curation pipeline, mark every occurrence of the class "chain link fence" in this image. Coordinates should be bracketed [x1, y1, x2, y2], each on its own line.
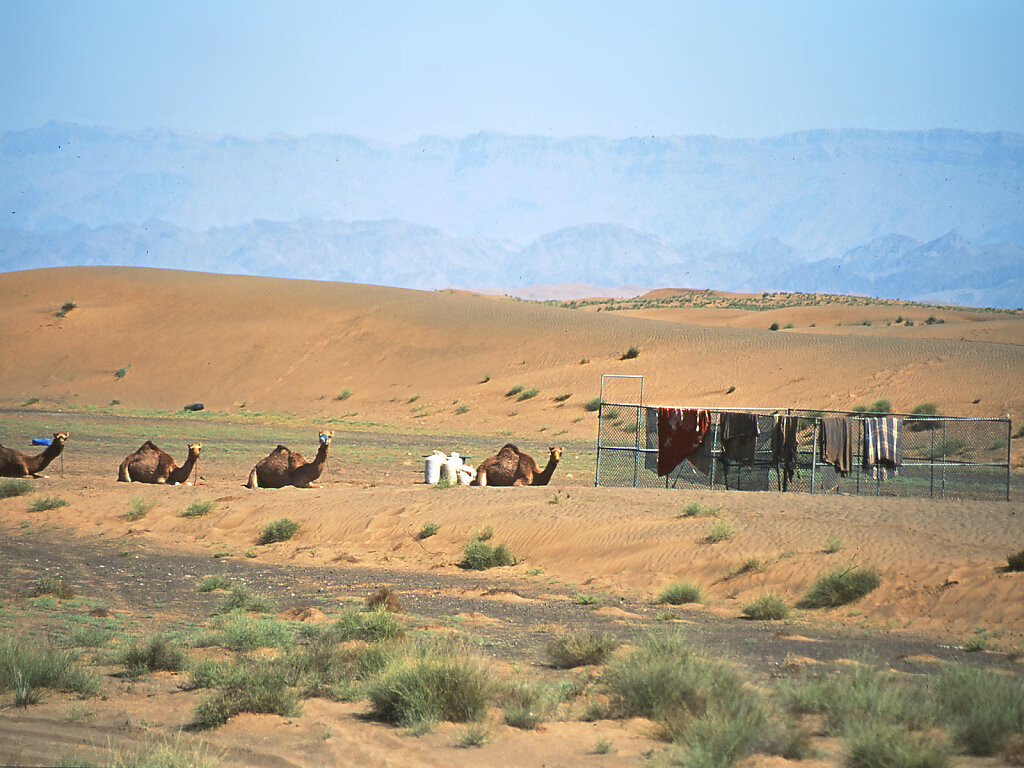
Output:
[595, 402, 1012, 501]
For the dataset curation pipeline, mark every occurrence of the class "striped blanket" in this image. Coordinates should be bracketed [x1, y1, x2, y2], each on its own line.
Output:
[863, 416, 902, 480]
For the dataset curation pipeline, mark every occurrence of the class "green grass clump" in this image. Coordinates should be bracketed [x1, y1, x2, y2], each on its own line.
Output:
[584, 397, 602, 412]
[460, 538, 516, 570]
[799, 566, 881, 608]
[29, 495, 69, 511]
[517, 387, 540, 401]
[216, 584, 274, 614]
[553, 393, 572, 402]
[365, 640, 491, 730]
[621, 345, 640, 360]
[603, 632, 770, 756]
[194, 662, 300, 729]
[679, 501, 719, 518]
[497, 680, 553, 729]
[31, 575, 76, 600]
[505, 385, 524, 398]
[0, 479, 34, 498]
[546, 632, 619, 669]
[335, 389, 353, 400]
[125, 496, 157, 521]
[932, 664, 1024, 756]
[658, 582, 703, 605]
[0, 637, 101, 705]
[220, 614, 294, 652]
[703, 520, 736, 543]
[416, 522, 439, 540]
[181, 500, 215, 518]
[197, 575, 233, 592]
[121, 636, 187, 679]
[56, 300, 77, 318]
[741, 594, 789, 620]
[823, 536, 843, 554]
[845, 721, 951, 768]
[1007, 549, 1024, 572]
[258, 517, 300, 544]
[329, 608, 405, 643]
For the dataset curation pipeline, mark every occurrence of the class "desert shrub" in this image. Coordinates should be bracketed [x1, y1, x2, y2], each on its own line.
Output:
[845, 721, 951, 768]
[603, 632, 769, 754]
[823, 536, 843, 554]
[329, 608, 405, 643]
[741, 594, 789, 620]
[365, 640, 492, 729]
[517, 387, 540, 401]
[584, 397, 602, 412]
[546, 632, 619, 669]
[868, 398, 893, 413]
[258, 517, 299, 544]
[454, 722, 490, 747]
[932, 664, 1024, 756]
[703, 520, 736, 543]
[621, 345, 640, 360]
[679, 501, 719, 518]
[473, 524, 494, 541]
[851, 403, 869, 412]
[198, 575, 233, 592]
[216, 584, 274, 614]
[799, 566, 881, 608]
[769, 322, 780, 331]
[460, 539, 516, 570]
[334, 389, 353, 400]
[114, 364, 131, 379]
[56, 301, 77, 318]
[31, 575, 76, 600]
[1006, 549, 1024, 572]
[417, 522, 439, 540]
[505, 384, 524, 397]
[121, 635, 187, 679]
[29, 495, 69, 511]
[194, 662, 300, 728]
[220, 614, 293, 652]
[0, 637, 100, 703]
[181, 500, 214, 518]
[497, 680, 553, 729]
[125, 496, 156, 521]
[0, 479, 34, 498]
[367, 586, 403, 612]
[68, 625, 113, 648]
[553, 393, 572, 402]
[183, 658, 234, 691]
[659, 582, 703, 605]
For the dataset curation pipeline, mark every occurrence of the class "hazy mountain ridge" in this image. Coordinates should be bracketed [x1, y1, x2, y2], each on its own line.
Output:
[2, 123, 1023, 306]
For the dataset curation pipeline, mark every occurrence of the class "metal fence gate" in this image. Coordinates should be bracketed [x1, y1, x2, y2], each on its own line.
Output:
[595, 376, 1013, 501]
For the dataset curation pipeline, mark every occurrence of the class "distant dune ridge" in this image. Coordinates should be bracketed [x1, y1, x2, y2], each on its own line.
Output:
[2, 124, 1023, 307]
[1, 268, 1021, 464]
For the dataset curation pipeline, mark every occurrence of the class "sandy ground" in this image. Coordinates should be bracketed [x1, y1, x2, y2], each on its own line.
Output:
[1, 267, 1023, 766]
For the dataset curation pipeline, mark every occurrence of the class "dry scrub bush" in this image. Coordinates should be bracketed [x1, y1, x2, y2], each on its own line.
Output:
[546, 632, 619, 669]
[799, 566, 880, 608]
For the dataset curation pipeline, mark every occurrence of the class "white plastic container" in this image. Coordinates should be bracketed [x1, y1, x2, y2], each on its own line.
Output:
[424, 453, 445, 484]
[444, 453, 464, 483]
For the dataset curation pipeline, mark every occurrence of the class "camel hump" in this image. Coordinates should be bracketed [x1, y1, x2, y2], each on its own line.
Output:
[275, 444, 289, 452]
[141, 440, 160, 450]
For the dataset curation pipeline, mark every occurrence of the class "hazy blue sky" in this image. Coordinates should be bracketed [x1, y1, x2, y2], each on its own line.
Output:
[3, 0, 1022, 141]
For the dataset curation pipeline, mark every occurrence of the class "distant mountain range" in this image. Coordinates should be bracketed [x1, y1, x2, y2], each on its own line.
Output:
[2, 123, 1022, 307]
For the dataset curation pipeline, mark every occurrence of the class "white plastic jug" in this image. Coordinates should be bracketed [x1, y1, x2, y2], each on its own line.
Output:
[424, 453, 445, 484]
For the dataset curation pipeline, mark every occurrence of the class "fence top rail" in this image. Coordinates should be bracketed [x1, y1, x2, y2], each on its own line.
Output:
[598, 401, 1011, 423]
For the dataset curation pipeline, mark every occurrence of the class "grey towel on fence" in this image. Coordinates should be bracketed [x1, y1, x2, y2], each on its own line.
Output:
[772, 415, 799, 489]
[820, 416, 852, 475]
[720, 412, 759, 465]
[863, 416, 902, 480]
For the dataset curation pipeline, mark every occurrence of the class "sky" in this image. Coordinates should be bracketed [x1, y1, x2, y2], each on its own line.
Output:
[2, 0, 1023, 142]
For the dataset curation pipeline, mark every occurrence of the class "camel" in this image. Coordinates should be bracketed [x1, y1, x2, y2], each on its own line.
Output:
[0, 432, 69, 478]
[472, 444, 562, 487]
[117, 441, 202, 485]
[246, 430, 333, 489]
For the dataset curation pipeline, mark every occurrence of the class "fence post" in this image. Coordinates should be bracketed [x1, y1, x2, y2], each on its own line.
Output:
[1008, 419, 1013, 502]
[633, 405, 640, 488]
[709, 417, 719, 490]
[810, 419, 818, 494]
[595, 401, 603, 487]
[941, 422, 946, 499]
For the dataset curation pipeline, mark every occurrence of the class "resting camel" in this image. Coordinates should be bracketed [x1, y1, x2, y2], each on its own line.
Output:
[118, 441, 202, 485]
[472, 444, 562, 486]
[0, 432, 69, 478]
[246, 430, 333, 489]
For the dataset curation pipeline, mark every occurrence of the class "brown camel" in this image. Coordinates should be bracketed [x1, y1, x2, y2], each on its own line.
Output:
[0, 432, 69, 478]
[117, 441, 202, 485]
[246, 430, 333, 489]
[472, 444, 562, 486]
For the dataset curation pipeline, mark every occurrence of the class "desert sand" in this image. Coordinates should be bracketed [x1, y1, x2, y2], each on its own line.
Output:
[1, 267, 1023, 767]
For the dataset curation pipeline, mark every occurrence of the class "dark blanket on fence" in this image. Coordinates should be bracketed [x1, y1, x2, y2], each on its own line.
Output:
[657, 408, 711, 476]
[863, 416, 902, 480]
[820, 416, 852, 475]
[771, 415, 799, 489]
[720, 412, 759, 465]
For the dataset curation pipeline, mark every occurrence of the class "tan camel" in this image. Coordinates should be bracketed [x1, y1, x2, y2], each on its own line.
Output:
[246, 430, 333, 489]
[472, 444, 562, 486]
[117, 441, 202, 485]
[0, 432, 69, 478]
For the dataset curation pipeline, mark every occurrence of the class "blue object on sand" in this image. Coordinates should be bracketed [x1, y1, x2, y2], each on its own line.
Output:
[183, 403, 205, 412]
[32, 438, 52, 446]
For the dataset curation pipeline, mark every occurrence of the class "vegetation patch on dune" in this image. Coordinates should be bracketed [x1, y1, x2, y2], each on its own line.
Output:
[799, 566, 881, 608]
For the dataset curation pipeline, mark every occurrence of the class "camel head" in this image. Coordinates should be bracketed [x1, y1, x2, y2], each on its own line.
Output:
[52, 432, 69, 446]
[187, 443, 202, 457]
[319, 430, 334, 446]
[548, 446, 563, 462]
